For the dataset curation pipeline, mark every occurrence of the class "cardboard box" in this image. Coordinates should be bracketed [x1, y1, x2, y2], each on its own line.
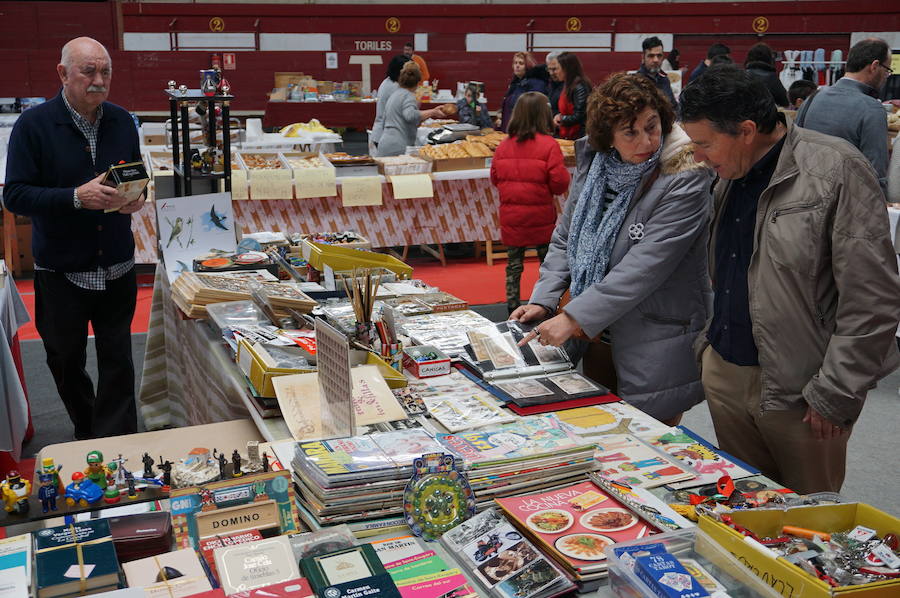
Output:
[402, 345, 451, 378]
[423, 156, 489, 172]
[698, 504, 900, 598]
[274, 72, 306, 89]
[237, 339, 316, 398]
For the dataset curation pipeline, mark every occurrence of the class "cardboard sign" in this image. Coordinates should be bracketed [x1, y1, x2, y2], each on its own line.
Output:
[251, 169, 293, 200]
[295, 167, 337, 199]
[390, 174, 433, 199]
[340, 176, 383, 207]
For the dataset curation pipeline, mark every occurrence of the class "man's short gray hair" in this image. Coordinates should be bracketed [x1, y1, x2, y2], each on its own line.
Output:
[546, 51, 562, 63]
[60, 37, 112, 72]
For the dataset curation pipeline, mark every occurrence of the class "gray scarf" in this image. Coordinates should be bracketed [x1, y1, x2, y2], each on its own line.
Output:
[568, 140, 663, 297]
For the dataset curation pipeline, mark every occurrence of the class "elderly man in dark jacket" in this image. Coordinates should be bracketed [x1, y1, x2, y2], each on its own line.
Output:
[680, 65, 900, 494]
[4, 37, 145, 439]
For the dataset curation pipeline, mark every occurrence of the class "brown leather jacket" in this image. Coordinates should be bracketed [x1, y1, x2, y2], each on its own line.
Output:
[698, 122, 900, 427]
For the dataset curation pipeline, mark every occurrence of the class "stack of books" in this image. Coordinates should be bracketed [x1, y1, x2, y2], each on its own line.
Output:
[171, 272, 316, 318]
[274, 415, 599, 537]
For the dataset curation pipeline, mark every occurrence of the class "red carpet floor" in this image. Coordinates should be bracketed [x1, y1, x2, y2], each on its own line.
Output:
[13, 257, 538, 341]
[408, 255, 543, 306]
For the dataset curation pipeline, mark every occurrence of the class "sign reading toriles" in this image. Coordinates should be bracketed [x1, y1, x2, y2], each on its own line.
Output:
[355, 40, 393, 51]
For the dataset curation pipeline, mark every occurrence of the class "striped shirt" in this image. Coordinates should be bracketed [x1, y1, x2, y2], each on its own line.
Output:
[34, 92, 134, 291]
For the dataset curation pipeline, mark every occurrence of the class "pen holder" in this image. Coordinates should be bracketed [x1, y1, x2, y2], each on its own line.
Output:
[354, 321, 377, 347]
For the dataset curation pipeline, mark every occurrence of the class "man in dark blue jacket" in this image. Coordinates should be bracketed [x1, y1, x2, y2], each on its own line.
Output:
[637, 36, 677, 108]
[4, 37, 145, 439]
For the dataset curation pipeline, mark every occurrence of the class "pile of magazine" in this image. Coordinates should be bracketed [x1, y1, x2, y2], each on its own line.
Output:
[273, 415, 600, 537]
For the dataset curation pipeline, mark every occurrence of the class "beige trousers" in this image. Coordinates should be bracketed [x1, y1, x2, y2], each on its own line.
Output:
[701, 345, 850, 495]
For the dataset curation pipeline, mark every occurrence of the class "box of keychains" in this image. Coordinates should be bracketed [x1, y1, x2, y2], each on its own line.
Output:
[606, 527, 781, 598]
[698, 503, 900, 597]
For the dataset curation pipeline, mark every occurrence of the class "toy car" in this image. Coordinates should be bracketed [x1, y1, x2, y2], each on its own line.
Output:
[65, 472, 104, 507]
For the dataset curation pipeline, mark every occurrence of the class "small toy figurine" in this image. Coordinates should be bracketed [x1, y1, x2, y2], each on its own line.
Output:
[262, 452, 269, 473]
[142, 453, 155, 479]
[108, 454, 129, 488]
[65, 472, 103, 507]
[158, 457, 173, 488]
[1, 470, 31, 514]
[231, 450, 242, 477]
[84, 450, 113, 490]
[38, 472, 58, 513]
[215, 449, 227, 480]
[125, 470, 137, 499]
[41, 457, 64, 495]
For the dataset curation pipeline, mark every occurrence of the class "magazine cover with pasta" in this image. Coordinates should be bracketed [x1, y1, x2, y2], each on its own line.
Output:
[495, 480, 658, 579]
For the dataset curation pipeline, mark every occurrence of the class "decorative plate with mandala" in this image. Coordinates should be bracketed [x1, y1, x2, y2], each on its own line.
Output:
[403, 452, 476, 541]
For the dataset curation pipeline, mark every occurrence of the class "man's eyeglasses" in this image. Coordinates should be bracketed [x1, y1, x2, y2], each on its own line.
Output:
[878, 61, 894, 75]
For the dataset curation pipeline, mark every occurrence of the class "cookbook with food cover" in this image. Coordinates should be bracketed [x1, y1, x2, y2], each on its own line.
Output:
[495, 480, 657, 577]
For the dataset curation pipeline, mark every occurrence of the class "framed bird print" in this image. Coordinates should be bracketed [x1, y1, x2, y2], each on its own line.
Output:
[155, 192, 238, 282]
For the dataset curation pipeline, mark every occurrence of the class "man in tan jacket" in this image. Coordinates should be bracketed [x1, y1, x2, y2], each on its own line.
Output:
[679, 65, 900, 494]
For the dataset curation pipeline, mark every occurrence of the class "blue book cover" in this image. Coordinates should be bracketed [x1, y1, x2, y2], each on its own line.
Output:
[34, 520, 121, 596]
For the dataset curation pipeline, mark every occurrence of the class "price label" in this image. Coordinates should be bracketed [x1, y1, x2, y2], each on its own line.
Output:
[340, 176, 383, 206]
[228, 169, 248, 200]
[390, 173, 433, 199]
[295, 167, 337, 199]
[250, 169, 292, 200]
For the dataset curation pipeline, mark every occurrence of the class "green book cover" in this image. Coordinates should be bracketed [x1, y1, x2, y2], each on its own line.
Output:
[301, 544, 401, 597]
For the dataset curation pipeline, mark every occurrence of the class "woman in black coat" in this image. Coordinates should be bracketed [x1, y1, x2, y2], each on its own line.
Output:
[744, 43, 789, 107]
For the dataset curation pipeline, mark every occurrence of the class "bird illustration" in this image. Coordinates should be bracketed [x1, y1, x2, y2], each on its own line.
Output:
[209, 204, 229, 231]
[165, 216, 184, 248]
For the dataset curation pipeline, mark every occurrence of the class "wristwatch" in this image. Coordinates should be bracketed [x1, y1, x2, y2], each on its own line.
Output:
[73, 188, 82, 209]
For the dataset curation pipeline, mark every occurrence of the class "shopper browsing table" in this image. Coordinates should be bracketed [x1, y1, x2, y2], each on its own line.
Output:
[513, 74, 715, 425]
[679, 65, 900, 494]
[374, 62, 444, 157]
[371, 54, 411, 149]
[456, 83, 493, 130]
[3, 37, 145, 439]
[490, 92, 571, 314]
[499, 52, 547, 133]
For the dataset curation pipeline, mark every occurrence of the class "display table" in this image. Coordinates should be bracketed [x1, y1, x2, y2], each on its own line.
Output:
[263, 100, 377, 130]
[131, 169, 548, 264]
[0, 266, 32, 472]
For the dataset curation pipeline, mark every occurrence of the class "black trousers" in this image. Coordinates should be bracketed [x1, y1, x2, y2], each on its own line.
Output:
[34, 268, 138, 439]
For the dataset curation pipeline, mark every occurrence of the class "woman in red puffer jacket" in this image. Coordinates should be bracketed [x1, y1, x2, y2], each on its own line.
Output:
[490, 91, 571, 313]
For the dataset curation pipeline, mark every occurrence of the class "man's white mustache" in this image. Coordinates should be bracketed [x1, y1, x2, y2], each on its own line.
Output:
[87, 86, 107, 92]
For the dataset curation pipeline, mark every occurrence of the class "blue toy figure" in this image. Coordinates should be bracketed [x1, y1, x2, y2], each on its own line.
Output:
[38, 472, 58, 513]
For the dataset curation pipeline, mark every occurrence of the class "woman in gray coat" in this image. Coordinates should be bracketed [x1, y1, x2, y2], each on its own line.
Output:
[512, 73, 714, 424]
[375, 62, 443, 157]
[371, 54, 412, 148]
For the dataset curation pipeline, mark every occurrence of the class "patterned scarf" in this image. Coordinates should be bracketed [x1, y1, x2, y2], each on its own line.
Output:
[568, 140, 664, 297]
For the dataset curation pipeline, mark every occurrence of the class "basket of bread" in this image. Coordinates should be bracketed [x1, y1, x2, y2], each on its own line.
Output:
[418, 140, 495, 171]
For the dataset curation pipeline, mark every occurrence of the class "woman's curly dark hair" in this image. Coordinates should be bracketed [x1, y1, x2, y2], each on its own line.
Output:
[586, 73, 675, 151]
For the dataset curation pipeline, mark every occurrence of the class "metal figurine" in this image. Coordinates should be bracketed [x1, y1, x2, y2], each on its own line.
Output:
[215, 449, 227, 480]
[38, 472, 58, 513]
[262, 452, 269, 473]
[125, 470, 137, 499]
[158, 457, 173, 488]
[231, 449, 242, 477]
[108, 454, 129, 488]
[142, 453, 155, 479]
